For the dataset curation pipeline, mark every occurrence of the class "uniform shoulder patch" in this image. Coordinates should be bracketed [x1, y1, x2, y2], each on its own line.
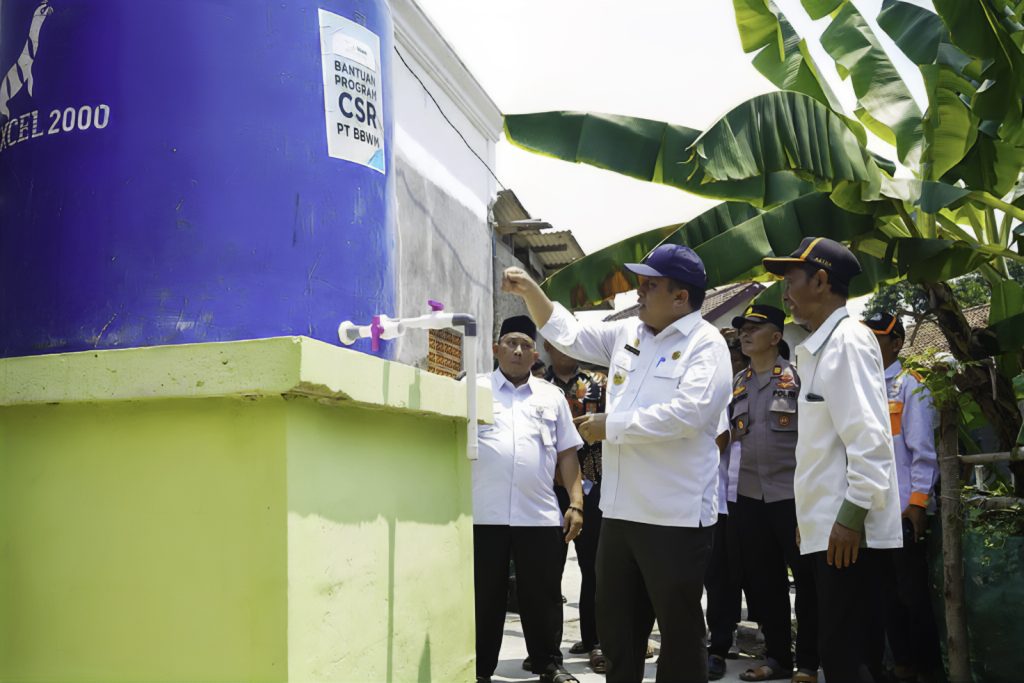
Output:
[909, 369, 925, 382]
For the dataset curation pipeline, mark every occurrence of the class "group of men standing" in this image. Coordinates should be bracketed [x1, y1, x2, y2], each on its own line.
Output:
[471, 236, 941, 683]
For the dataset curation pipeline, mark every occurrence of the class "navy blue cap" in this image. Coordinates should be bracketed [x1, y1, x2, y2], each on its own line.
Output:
[732, 304, 786, 332]
[862, 311, 905, 338]
[762, 236, 862, 286]
[624, 244, 707, 289]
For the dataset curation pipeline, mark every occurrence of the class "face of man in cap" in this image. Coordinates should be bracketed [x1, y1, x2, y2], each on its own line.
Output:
[636, 276, 690, 332]
[781, 265, 831, 326]
[738, 320, 782, 357]
[873, 330, 904, 368]
[494, 332, 538, 381]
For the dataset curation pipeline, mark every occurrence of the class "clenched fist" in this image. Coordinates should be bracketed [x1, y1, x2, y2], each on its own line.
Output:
[501, 267, 538, 296]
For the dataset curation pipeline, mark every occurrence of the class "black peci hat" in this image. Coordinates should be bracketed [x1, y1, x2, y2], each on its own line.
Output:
[499, 315, 536, 340]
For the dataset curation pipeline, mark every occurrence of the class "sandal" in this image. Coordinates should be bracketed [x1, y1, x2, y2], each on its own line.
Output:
[538, 666, 579, 683]
[740, 659, 791, 681]
[589, 647, 606, 674]
[791, 668, 818, 683]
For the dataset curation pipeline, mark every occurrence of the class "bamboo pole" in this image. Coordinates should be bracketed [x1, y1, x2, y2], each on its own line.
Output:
[958, 448, 1023, 464]
[939, 405, 971, 683]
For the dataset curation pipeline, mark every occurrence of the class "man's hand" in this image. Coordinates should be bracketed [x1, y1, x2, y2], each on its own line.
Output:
[795, 526, 801, 550]
[501, 267, 539, 297]
[903, 504, 926, 541]
[826, 522, 861, 569]
[563, 506, 583, 543]
[573, 413, 608, 444]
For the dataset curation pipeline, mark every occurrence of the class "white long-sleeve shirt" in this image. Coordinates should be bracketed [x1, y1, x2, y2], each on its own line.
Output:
[885, 360, 938, 510]
[473, 371, 583, 526]
[541, 304, 733, 527]
[794, 307, 902, 554]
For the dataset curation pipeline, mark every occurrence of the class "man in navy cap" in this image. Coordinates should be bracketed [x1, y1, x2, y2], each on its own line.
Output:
[473, 315, 585, 683]
[763, 237, 901, 683]
[727, 304, 818, 682]
[502, 243, 733, 683]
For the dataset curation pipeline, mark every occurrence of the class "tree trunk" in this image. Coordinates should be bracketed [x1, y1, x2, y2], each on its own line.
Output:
[924, 281, 1024, 493]
[939, 405, 971, 683]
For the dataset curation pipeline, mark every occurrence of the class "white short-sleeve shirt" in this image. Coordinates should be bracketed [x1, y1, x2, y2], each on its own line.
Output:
[472, 371, 583, 526]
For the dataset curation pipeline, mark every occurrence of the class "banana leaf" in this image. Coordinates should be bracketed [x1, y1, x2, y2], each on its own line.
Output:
[933, 0, 1024, 129]
[503, 111, 811, 207]
[920, 64, 980, 180]
[816, 1, 924, 166]
[690, 91, 883, 201]
[800, 0, 843, 20]
[895, 238, 998, 282]
[541, 193, 876, 308]
[877, 0, 948, 65]
[946, 134, 1024, 198]
[733, 0, 845, 115]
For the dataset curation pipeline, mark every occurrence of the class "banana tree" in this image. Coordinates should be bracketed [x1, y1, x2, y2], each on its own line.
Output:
[504, 0, 1024, 477]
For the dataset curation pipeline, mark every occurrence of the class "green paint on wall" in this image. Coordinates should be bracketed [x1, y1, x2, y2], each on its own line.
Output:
[0, 339, 479, 682]
[0, 399, 288, 682]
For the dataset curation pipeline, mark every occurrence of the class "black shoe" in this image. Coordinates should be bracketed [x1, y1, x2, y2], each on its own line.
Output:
[539, 665, 579, 683]
[708, 654, 727, 681]
[568, 640, 594, 655]
[476, 677, 491, 683]
[522, 656, 532, 671]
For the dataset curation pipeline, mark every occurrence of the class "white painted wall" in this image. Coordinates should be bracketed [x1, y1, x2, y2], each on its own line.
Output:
[389, 0, 502, 370]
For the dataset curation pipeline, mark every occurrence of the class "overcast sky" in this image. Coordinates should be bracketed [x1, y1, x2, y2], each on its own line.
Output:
[416, 0, 932, 254]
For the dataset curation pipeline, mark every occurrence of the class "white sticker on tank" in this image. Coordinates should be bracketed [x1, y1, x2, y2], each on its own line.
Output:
[319, 8, 385, 173]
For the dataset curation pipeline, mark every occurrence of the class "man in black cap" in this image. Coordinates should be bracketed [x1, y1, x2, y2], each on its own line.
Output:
[727, 305, 819, 682]
[862, 312, 941, 682]
[473, 315, 585, 683]
[762, 238, 901, 683]
[502, 243, 733, 683]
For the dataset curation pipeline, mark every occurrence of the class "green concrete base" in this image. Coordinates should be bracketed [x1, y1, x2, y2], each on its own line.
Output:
[0, 337, 487, 682]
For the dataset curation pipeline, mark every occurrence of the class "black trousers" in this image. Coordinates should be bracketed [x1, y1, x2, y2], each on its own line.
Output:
[474, 525, 565, 677]
[811, 548, 887, 683]
[704, 511, 742, 658]
[883, 533, 941, 676]
[733, 495, 819, 672]
[597, 518, 713, 683]
[556, 482, 602, 648]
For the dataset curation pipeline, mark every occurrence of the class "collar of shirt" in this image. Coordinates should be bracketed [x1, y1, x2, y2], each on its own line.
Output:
[797, 306, 850, 356]
[661, 309, 703, 340]
[492, 369, 537, 396]
[884, 360, 902, 380]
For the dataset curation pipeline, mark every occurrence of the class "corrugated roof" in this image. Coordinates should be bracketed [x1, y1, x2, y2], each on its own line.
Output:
[492, 189, 585, 276]
[904, 304, 990, 356]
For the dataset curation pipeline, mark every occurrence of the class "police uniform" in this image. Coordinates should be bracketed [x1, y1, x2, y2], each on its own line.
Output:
[473, 363, 583, 679]
[540, 244, 733, 683]
[864, 313, 941, 678]
[544, 366, 606, 652]
[728, 306, 818, 676]
[764, 238, 901, 683]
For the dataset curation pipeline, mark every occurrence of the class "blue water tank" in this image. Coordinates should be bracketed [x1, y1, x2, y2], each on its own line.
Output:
[0, 0, 396, 358]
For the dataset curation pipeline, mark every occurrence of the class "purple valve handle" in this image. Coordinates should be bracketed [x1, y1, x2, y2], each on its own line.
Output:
[370, 315, 384, 353]
[428, 300, 445, 312]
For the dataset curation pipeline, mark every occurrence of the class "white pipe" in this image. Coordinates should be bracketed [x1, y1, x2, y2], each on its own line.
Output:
[464, 340, 478, 460]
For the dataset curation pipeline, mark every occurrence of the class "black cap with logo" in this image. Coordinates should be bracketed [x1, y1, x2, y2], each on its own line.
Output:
[762, 236, 862, 287]
[862, 311, 905, 338]
[731, 304, 786, 332]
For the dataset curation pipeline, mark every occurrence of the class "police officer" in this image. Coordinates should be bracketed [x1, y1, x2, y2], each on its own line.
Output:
[763, 238, 902, 683]
[728, 305, 819, 682]
[473, 316, 584, 683]
[863, 312, 941, 682]
[502, 244, 733, 683]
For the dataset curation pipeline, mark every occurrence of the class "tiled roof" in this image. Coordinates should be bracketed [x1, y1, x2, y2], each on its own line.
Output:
[603, 281, 766, 322]
[903, 304, 990, 356]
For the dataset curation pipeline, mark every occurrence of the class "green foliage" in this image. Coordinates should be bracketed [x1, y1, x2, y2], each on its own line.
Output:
[864, 262, 1024, 317]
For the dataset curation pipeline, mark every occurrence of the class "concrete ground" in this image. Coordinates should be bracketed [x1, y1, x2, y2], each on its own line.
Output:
[490, 546, 795, 683]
